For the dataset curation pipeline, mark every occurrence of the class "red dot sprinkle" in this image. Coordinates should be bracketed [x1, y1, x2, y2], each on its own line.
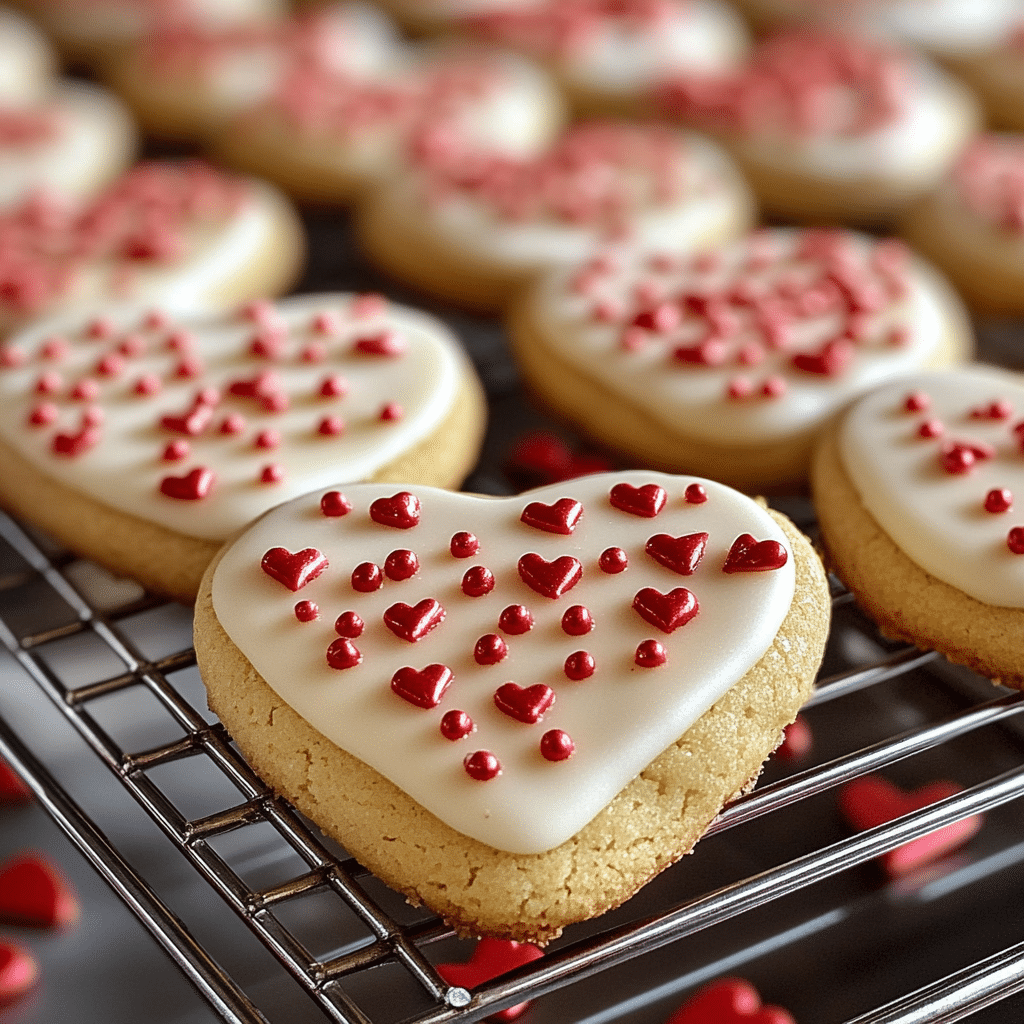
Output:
[462, 566, 495, 597]
[261, 392, 289, 414]
[318, 415, 345, 436]
[1008, 527, 1024, 554]
[635, 639, 668, 667]
[499, 604, 533, 634]
[320, 491, 352, 517]
[352, 562, 382, 592]
[450, 532, 479, 558]
[335, 611, 364, 637]
[561, 605, 593, 635]
[761, 375, 787, 399]
[564, 651, 595, 680]
[86, 316, 114, 340]
[385, 549, 419, 581]
[71, 379, 99, 401]
[440, 710, 474, 741]
[599, 547, 628, 573]
[28, 403, 57, 426]
[162, 440, 189, 461]
[987, 489, 1014, 514]
[474, 633, 508, 665]
[326, 638, 362, 670]
[294, 600, 319, 622]
[36, 371, 61, 394]
[134, 373, 161, 396]
[380, 402, 403, 421]
[260, 464, 284, 484]
[918, 419, 944, 438]
[685, 483, 708, 504]
[540, 730, 575, 762]
[904, 391, 930, 413]
[320, 374, 348, 397]
[220, 413, 245, 434]
[255, 429, 280, 450]
[464, 751, 501, 781]
[941, 447, 975, 475]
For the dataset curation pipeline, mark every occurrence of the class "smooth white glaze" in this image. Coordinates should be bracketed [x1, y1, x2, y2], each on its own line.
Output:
[211, 472, 795, 853]
[0, 295, 461, 540]
[839, 366, 1024, 607]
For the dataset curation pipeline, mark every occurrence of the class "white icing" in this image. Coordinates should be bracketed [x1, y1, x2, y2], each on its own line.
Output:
[210, 472, 796, 853]
[839, 366, 1024, 608]
[0, 9, 53, 105]
[525, 228, 959, 447]
[0, 295, 461, 540]
[0, 81, 135, 208]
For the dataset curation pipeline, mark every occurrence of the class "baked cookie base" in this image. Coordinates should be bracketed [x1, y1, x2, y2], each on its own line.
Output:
[812, 424, 1024, 691]
[194, 510, 829, 943]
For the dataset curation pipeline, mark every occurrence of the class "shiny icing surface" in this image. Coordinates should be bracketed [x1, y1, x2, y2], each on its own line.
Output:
[525, 228, 954, 446]
[0, 295, 460, 540]
[210, 472, 795, 852]
[839, 366, 1024, 608]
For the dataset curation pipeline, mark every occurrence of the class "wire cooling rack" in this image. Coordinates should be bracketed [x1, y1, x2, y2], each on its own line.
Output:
[0, 502, 1023, 1024]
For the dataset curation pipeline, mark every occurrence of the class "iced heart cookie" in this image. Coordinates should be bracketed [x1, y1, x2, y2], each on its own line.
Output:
[812, 365, 1024, 689]
[0, 159, 302, 336]
[0, 294, 486, 601]
[0, 81, 136, 209]
[213, 44, 562, 205]
[194, 471, 830, 941]
[902, 135, 1024, 313]
[510, 227, 972, 492]
[357, 120, 754, 312]
[100, 3, 401, 141]
[656, 28, 978, 223]
[460, 0, 749, 117]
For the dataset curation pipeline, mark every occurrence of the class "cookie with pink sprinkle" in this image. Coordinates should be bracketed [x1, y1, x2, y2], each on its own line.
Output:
[0, 294, 486, 601]
[509, 227, 972, 491]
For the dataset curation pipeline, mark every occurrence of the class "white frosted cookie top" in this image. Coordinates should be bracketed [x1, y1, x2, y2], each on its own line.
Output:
[210, 472, 796, 853]
[0, 9, 53, 105]
[0, 295, 462, 541]
[838, 367, 1024, 608]
[0, 82, 135, 209]
[373, 123, 750, 271]
[524, 228, 958, 447]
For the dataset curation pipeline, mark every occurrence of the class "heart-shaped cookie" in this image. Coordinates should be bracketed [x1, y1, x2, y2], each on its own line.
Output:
[512, 227, 971, 490]
[196, 470, 829, 941]
[0, 294, 485, 601]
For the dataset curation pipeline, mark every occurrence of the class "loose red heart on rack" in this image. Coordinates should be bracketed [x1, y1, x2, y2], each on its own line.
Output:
[838, 776, 982, 877]
[666, 978, 796, 1024]
[437, 938, 543, 1022]
[0, 853, 80, 928]
[0, 940, 38, 1005]
[774, 714, 812, 763]
[0, 757, 32, 804]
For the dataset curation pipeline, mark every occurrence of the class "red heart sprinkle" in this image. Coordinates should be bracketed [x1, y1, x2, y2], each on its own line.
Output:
[52, 427, 100, 457]
[260, 546, 329, 591]
[0, 758, 32, 804]
[520, 497, 584, 535]
[440, 709, 474, 741]
[599, 546, 628, 573]
[609, 482, 667, 517]
[351, 562, 383, 592]
[463, 750, 502, 781]
[384, 598, 446, 642]
[0, 940, 38, 1005]
[384, 549, 419, 581]
[632, 587, 699, 633]
[540, 729, 574, 762]
[474, 633, 508, 665]
[321, 491, 352, 517]
[494, 682, 555, 724]
[159, 466, 215, 500]
[723, 535, 788, 573]
[635, 639, 667, 667]
[326, 638, 362, 670]
[0, 853, 79, 928]
[499, 604, 534, 634]
[645, 532, 709, 575]
[354, 331, 406, 357]
[775, 714, 812, 763]
[666, 978, 795, 1024]
[839, 776, 982, 877]
[517, 553, 583, 599]
[160, 402, 213, 436]
[370, 491, 421, 529]
[391, 664, 453, 709]
[791, 338, 853, 377]
[437, 939, 543, 1022]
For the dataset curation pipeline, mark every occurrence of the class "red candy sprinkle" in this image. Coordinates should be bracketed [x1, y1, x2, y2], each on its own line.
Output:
[318, 415, 345, 436]
[355, 331, 406, 357]
[564, 650, 595, 680]
[326, 638, 362, 670]
[474, 633, 508, 665]
[494, 682, 555, 724]
[918, 419, 944, 438]
[294, 600, 319, 622]
[904, 391, 930, 412]
[599, 546, 628, 573]
[561, 605, 593, 635]
[517, 553, 583, 599]
[28, 403, 57, 426]
[685, 483, 708, 504]
[499, 604, 534, 634]
[464, 750, 501, 781]
[540, 730, 575, 762]
[384, 549, 419, 581]
[159, 466, 215, 500]
[776, 714, 813, 763]
[723, 535, 789, 573]
[665, 977, 795, 1024]
[632, 587, 698, 633]
[334, 611, 364, 637]
[635, 639, 668, 667]
[379, 402, 403, 421]
[462, 566, 495, 597]
[261, 546, 328, 591]
[0, 853, 79, 929]
[351, 562, 383, 592]
[220, 412, 244, 433]
[320, 374, 348, 397]
[1007, 527, 1024, 554]
[391, 664, 453, 709]
[520, 497, 584, 535]
[162, 440, 189, 461]
[985, 489, 1013, 513]
[940, 444, 977, 474]
[255, 429, 280, 450]
[450, 531, 479, 557]
[370, 491, 420, 529]
[383, 598, 446, 642]
[260, 463, 284, 484]
[645, 532, 708, 576]
[440, 710, 474, 741]
[320, 491, 352, 517]
[436, 939, 542, 1022]
[609, 482, 667, 518]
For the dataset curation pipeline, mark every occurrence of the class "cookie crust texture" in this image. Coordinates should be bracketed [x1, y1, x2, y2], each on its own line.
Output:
[0, 372, 486, 604]
[813, 422, 1024, 690]
[195, 509, 830, 943]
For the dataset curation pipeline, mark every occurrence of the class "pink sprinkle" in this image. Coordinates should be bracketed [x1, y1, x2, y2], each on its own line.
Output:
[261, 392, 289, 414]
[380, 402, 403, 422]
[86, 316, 115, 340]
[255, 429, 280, 450]
[143, 309, 170, 331]
[82, 406, 104, 427]
[175, 357, 203, 379]
[619, 326, 647, 351]
[96, 353, 124, 377]
[300, 342, 326, 363]
[41, 336, 68, 360]
[350, 292, 386, 318]
[28, 402, 57, 426]
[320, 374, 348, 398]
[163, 440, 189, 461]
[918, 419, 944, 438]
[591, 299, 622, 323]
[165, 329, 195, 352]
[318, 415, 345, 436]
[36, 371, 62, 394]
[294, 600, 319, 622]
[134, 373, 161, 396]
[0, 347, 25, 368]
[761, 375, 787, 399]
[260, 463, 284, 484]
[904, 391, 930, 413]
[118, 334, 145, 357]
[71, 379, 99, 401]
[311, 310, 341, 336]
[727, 376, 754, 400]
[220, 413, 245, 434]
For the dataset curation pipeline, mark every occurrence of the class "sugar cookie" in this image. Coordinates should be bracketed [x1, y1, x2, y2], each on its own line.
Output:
[812, 365, 1024, 690]
[509, 228, 972, 491]
[195, 471, 829, 942]
[657, 29, 979, 223]
[0, 294, 486, 602]
[357, 121, 755, 312]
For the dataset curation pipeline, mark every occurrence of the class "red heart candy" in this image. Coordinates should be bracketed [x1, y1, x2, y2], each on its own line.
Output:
[0, 940, 38, 1006]
[632, 586, 699, 633]
[52, 427, 100, 457]
[0, 853, 79, 928]
[384, 598, 446, 642]
[508, 431, 573, 482]
[838, 776, 982, 877]
[159, 466, 216, 500]
[228, 369, 281, 399]
[723, 535, 788, 573]
[517, 553, 583, 599]
[391, 664, 454, 709]
[326, 638, 362, 670]
[609, 482, 667, 517]
[790, 338, 852, 377]
[520, 497, 583, 535]
[645, 532, 708, 575]
[437, 939, 543, 1023]
[775, 715, 812, 764]
[370, 491, 421, 529]
[160, 402, 214, 436]
[666, 978, 795, 1024]
[354, 331, 406, 357]
[0, 757, 31, 804]
[261, 546, 329, 591]
[494, 682, 555, 724]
